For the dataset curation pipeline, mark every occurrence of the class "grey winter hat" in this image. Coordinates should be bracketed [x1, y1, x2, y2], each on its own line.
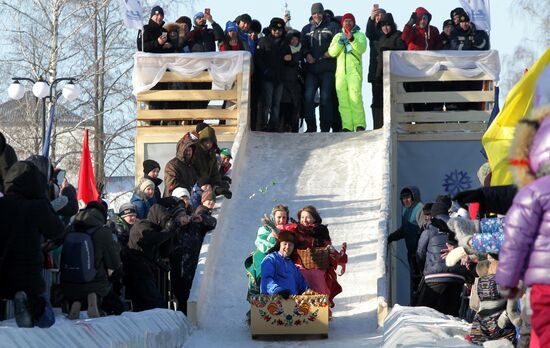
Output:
[311, 3, 324, 15]
[119, 202, 137, 217]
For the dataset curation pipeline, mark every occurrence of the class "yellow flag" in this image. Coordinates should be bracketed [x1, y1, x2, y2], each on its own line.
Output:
[482, 47, 550, 186]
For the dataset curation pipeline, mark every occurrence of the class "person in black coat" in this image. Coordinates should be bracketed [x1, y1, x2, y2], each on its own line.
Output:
[450, 14, 489, 51]
[137, 6, 173, 53]
[280, 30, 304, 133]
[440, 19, 454, 49]
[0, 161, 65, 327]
[453, 184, 517, 218]
[188, 11, 224, 53]
[365, 6, 386, 129]
[122, 199, 184, 311]
[373, 13, 406, 129]
[256, 18, 291, 132]
[143, 159, 163, 201]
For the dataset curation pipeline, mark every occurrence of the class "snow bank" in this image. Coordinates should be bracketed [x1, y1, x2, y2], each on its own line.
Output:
[0, 309, 192, 348]
[383, 305, 472, 347]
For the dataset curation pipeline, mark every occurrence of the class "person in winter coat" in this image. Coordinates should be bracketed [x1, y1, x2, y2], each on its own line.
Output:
[373, 13, 406, 129]
[143, 159, 162, 201]
[294, 205, 346, 309]
[0, 131, 17, 194]
[191, 123, 232, 198]
[234, 13, 254, 53]
[137, 6, 172, 53]
[188, 11, 224, 53]
[440, 19, 454, 50]
[416, 202, 468, 316]
[111, 202, 137, 251]
[164, 132, 199, 197]
[450, 13, 489, 51]
[123, 199, 184, 311]
[219, 21, 244, 51]
[255, 18, 291, 132]
[328, 13, 367, 132]
[301, 2, 340, 132]
[164, 21, 191, 53]
[365, 6, 386, 130]
[0, 161, 65, 328]
[261, 230, 309, 298]
[280, 30, 304, 133]
[402, 7, 442, 51]
[131, 178, 157, 219]
[61, 202, 122, 319]
[496, 68, 550, 347]
[169, 189, 215, 313]
[453, 185, 518, 219]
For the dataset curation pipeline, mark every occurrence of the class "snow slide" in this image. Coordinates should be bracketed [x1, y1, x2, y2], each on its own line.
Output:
[186, 125, 392, 346]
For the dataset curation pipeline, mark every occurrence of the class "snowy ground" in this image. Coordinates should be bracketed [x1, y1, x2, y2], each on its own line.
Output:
[184, 130, 388, 347]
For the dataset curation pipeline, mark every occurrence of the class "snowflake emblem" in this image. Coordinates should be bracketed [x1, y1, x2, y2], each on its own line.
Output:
[442, 169, 473, 196]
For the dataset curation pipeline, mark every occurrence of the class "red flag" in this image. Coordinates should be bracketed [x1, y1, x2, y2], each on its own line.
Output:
[77, 129, 99, 205]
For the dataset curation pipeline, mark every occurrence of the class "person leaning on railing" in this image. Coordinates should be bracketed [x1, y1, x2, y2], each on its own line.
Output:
[137, 6, 173, 53]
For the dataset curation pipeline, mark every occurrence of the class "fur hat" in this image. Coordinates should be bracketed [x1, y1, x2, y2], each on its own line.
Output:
[119, 202, 137, 217]
[269, 17, 285, 30]
[143, 159, 160, 175]
[201, 190, 215, 203]
[250, 19, 262, 34]
[447, 216, 479, 248]
[458, 13, 470, 23]
[311, 3, 324, 15]
[172, 187, 190, 199]
[235, 13, 252, 24]
[445, 246, 467, 267]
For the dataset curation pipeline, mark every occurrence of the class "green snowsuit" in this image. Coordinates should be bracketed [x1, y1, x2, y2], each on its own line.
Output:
[328, 27, 367, 131]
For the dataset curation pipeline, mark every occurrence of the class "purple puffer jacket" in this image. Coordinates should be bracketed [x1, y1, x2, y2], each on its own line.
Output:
[496, 115, 550, 288]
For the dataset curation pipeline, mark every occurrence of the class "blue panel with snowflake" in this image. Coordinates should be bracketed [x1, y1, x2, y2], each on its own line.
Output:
[442, 169, 473, 196]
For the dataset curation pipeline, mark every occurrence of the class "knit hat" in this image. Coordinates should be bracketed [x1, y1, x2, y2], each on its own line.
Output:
[87, 200, 108, 220]
[119, 202, 137, 217]
[435, 195, 452, 210]
[442, 19, 453, 29]
[193, 12, 205, 23]
[172, 187, 190, 199]
[201, 190, 215, 203]
[139, 178, 155, 192]
[151, 5, 164, 18]
[196, 122, 209, 133]
[422, 202, 433, 216]
[311, 3, 324, 15]
[277, 230, 296, 243]
[450, 7, 467, 19]
[143, 159, 160, 175]
[225, 21, 238, 33]
[220, 148, 232, 158]
[477, 162, 491, 186]
[341, 13, 355, 26]
[430, 201, 449, 218]
[269, 17, 285, 30]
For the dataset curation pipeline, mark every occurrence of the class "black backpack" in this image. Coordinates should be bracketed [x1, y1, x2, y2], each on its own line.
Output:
[60, 227, 100, 283]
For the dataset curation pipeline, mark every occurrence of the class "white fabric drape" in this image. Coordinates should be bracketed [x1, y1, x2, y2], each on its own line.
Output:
[132, 51, 249, 96]
[389, 50, 500, 82]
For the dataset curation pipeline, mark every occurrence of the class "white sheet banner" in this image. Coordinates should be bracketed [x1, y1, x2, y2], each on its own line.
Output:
[118, 0, 143, 30]
[459, 0, 491, 32]
[389, 50, 500, 82]
[132, 51, 249, 95]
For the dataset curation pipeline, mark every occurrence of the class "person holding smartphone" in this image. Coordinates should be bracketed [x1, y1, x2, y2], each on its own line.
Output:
[137, 5, 173, 53]
[188, 8, 224, 52]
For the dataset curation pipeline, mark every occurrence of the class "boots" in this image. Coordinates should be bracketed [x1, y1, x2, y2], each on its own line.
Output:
[14, 291, 33, 327]
[68, 301, 81, 320]
[87, 293, 100, 318]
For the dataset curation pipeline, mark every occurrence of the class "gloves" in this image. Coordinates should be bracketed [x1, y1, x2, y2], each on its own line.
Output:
[278, 289, 291, 300]
[338, 35, 348, 45]
[453, 188, 484, 206]
[407, 12, 417, 26]
[214, 186, 232, 199]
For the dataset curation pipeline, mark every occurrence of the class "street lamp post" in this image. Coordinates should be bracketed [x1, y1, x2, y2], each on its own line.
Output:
[7, 76, 80, 149]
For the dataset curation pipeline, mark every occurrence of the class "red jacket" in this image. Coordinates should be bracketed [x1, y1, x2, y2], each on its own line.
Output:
[402, 7, 442, 50]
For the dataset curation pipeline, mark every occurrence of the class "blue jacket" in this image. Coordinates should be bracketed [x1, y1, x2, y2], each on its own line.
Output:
[131, 192, 156, 219]
[388, 186, 424, 254]
[260, 252, 308, 295]
[416, 215, 467, 284]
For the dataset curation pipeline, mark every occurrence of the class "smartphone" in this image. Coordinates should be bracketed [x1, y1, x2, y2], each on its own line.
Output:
[56, 170, 66, 185]
[161, 32, 168, 38]
[374, 4, 379, 10]
[205, 8, 210, 15]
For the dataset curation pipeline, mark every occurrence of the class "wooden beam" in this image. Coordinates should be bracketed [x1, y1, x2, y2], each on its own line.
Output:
[137, 108, 238, 121]
[395, 91, 494, 104]
[398, 122, 487, 133]
[137, 89, 237, 101]
[397, 132, 483, 141]
[395, 110, 490, 123]
[159, 71, 212, 83]
[137, 125, 238, 138]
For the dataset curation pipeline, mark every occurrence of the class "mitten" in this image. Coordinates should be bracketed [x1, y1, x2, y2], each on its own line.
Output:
[278, 289, 291, 300]
[407, 12, 417, 26]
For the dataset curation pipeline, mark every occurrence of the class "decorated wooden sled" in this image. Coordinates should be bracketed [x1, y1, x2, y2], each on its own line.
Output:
[249, 291, 329, 339]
